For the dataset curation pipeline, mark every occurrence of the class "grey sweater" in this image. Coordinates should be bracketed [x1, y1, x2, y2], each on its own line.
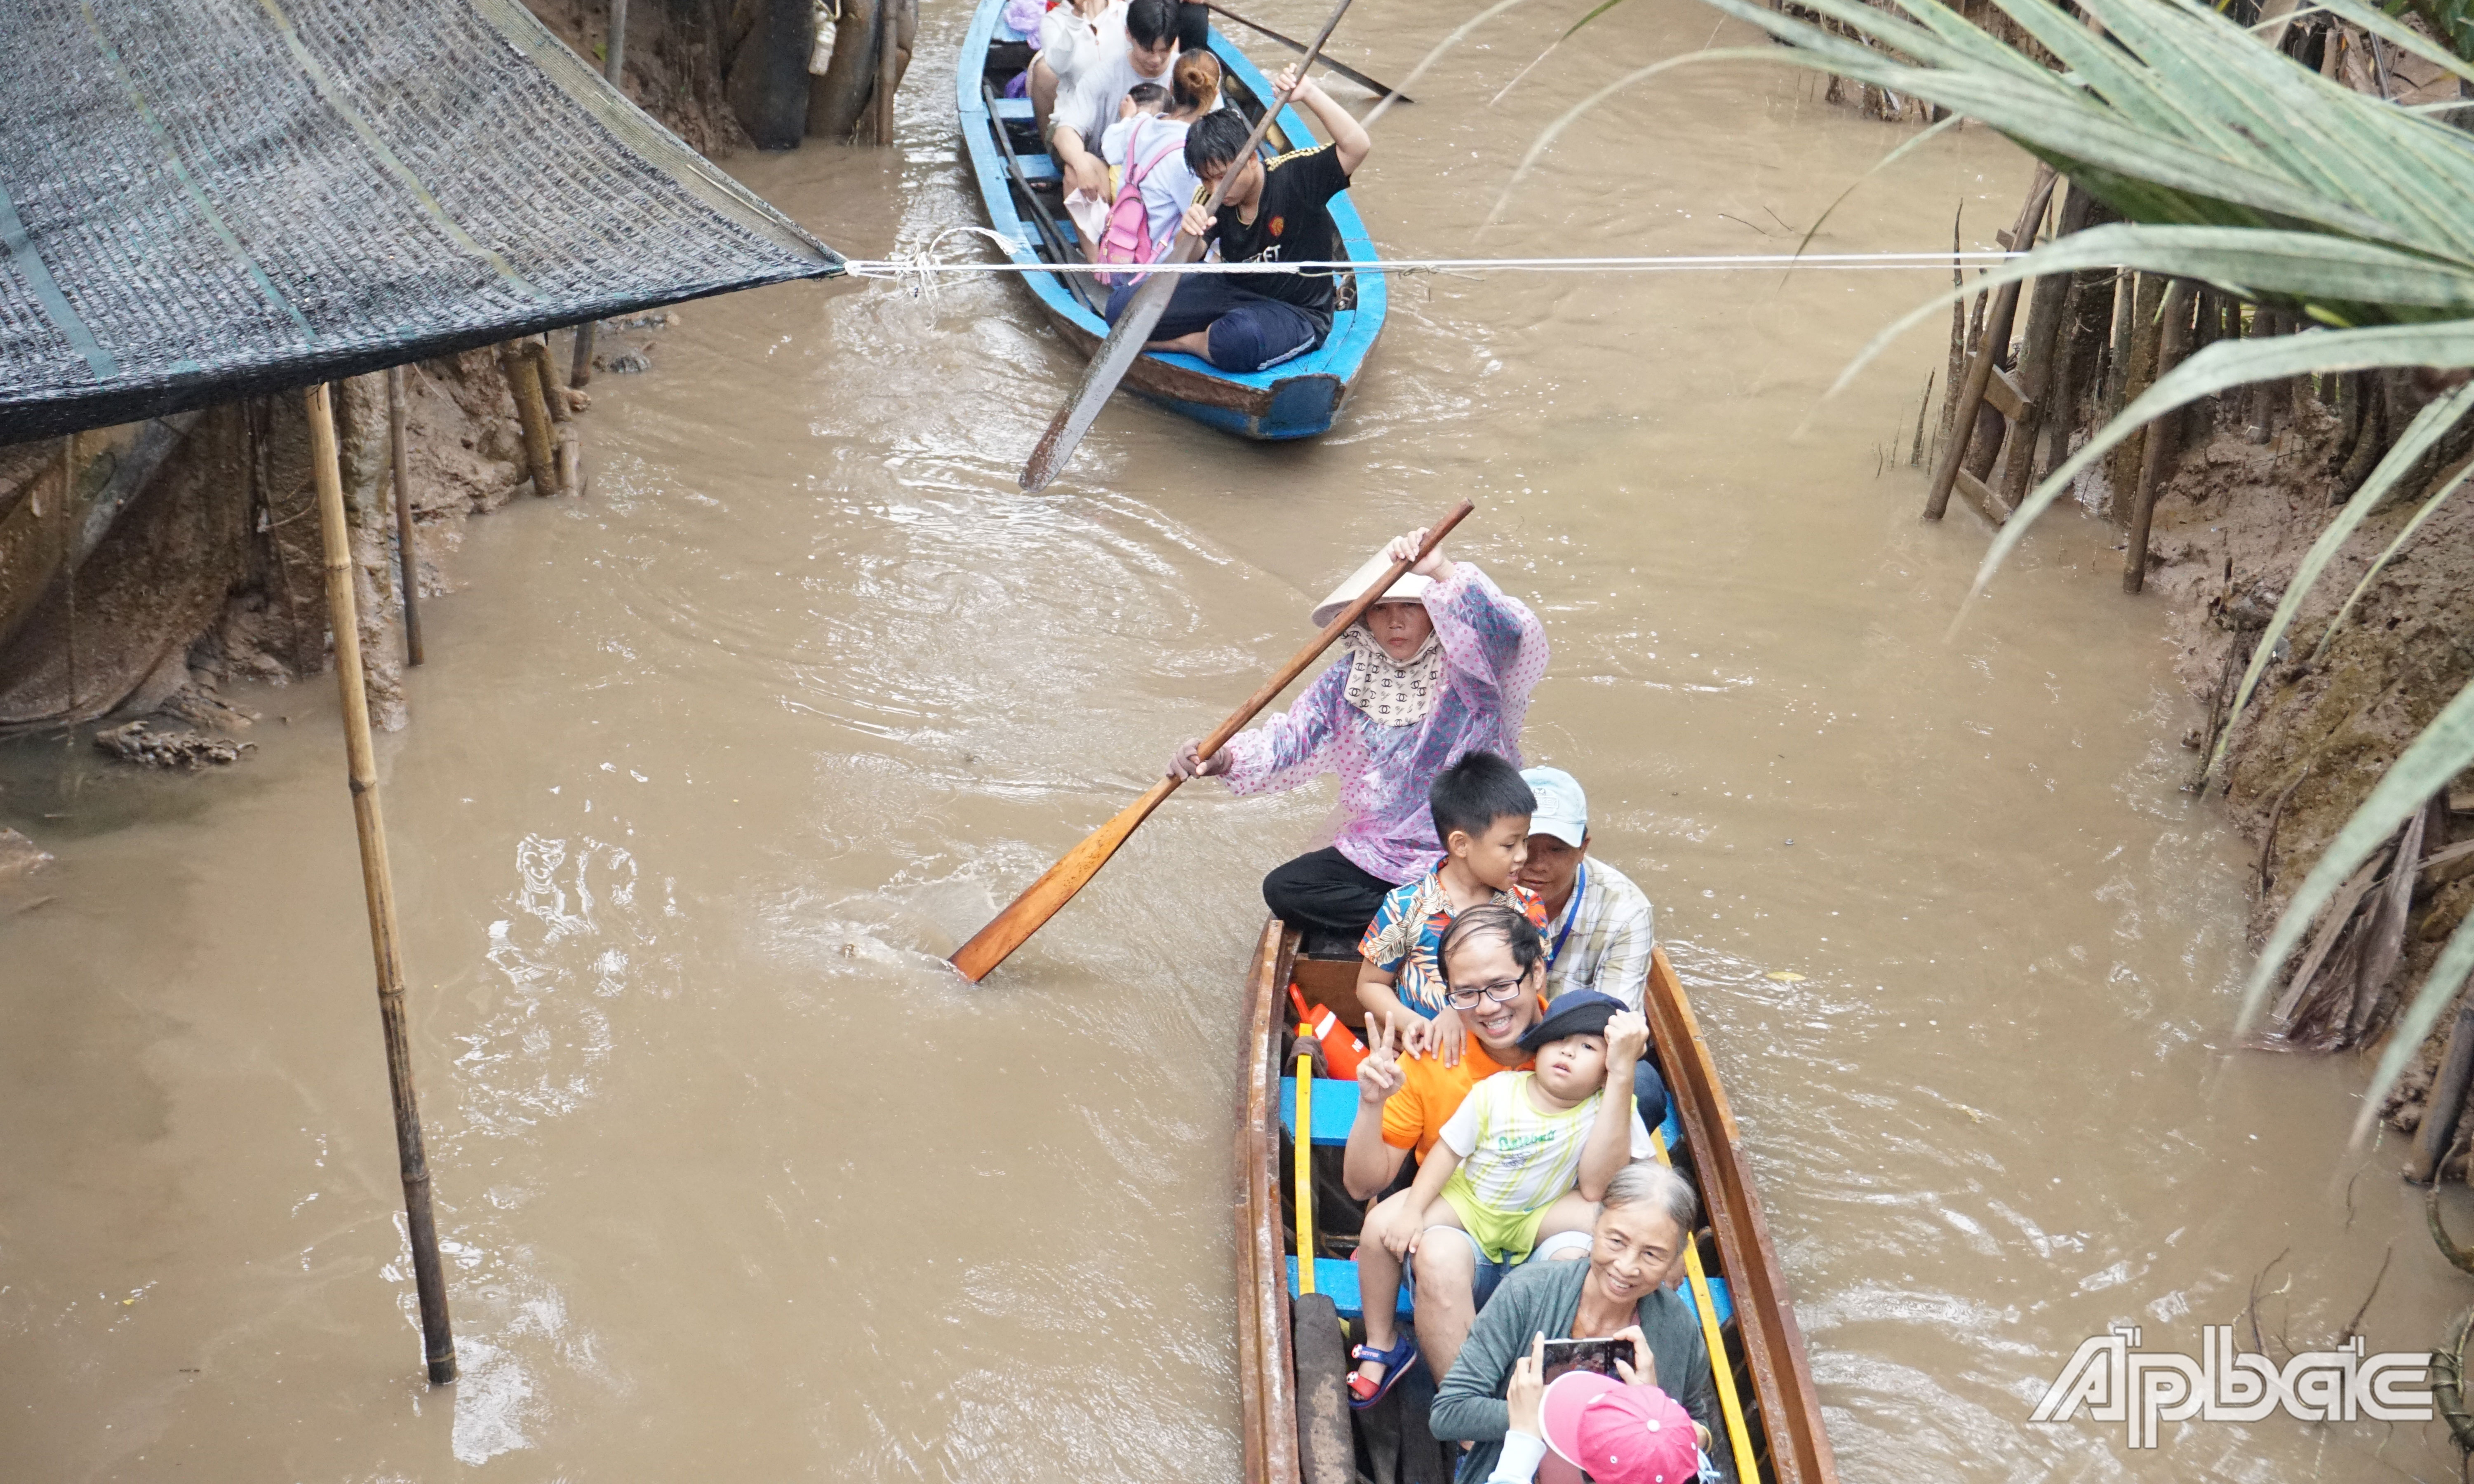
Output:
[1428, 1258, 1734, 1484]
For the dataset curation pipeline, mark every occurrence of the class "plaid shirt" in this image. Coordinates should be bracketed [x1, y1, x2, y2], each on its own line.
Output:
[1542, 857, 1655, 1011]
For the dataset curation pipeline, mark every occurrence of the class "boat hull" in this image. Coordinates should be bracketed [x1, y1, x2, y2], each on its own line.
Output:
[956, 0, 1385, 442]
[1245, 926, 1839, 1483]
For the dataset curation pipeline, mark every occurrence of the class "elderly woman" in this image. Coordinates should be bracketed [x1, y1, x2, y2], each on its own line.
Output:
[1431, 1162, 1732, 1482]
[1169, 527, 1548, 946]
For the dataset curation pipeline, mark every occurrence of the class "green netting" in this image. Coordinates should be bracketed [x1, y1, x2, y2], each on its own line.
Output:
[0, 0, 844, 441]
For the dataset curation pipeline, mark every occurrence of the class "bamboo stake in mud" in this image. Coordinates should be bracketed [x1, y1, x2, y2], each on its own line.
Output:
[875, 0, 899, 146]
[384, 368, 424, 666]
[500, 343, 560, 497]
[1923, 165, 2055, 521]
[572, 6, 627, 390]
[2123, 279, 2196, 594]
[305, 383, 457, 1385]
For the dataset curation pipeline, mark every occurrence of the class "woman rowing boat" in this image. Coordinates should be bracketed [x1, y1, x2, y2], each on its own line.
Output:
[1167, 527, 1548, 946]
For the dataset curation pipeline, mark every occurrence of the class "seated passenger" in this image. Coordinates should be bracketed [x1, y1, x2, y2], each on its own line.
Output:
[1358, 751, 1548, 1062]
[1486, 1337, 1709, 1484]
[1348, 977, 1653, 1409]
[1166, 528, 1548, 951]
[1039, 0, 1178, 202]
[1340, 909, 1669, 1413]
[1515, 767, 1657, 1010]
[1102, 63, 1371, 372]
[1099, 52, 1219, 265]
[1432, 1162, 1732, 1482]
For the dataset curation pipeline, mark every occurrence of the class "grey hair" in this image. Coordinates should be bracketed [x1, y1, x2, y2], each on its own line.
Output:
[1602, 1161, 1698, 1233]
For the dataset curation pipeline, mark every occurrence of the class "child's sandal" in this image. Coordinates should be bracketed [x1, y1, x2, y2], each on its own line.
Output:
[1347, 1335, 1421, 1411]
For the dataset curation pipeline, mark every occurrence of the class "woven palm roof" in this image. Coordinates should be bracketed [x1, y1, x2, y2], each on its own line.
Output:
[0, 0, 843, 441]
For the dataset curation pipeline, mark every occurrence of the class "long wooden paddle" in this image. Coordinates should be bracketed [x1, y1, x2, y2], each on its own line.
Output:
[950, 500, 1473, 981]
[1206, 2, 1411, 103]
[1018, 0, 1360, 493]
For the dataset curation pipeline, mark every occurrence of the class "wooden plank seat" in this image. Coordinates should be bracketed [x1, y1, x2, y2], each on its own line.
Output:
[1016, 152, 1060, 185]
[992, 96, 1035, 122]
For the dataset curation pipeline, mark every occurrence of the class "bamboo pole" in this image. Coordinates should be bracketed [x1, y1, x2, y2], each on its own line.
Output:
[571, 2, 627, 389]
[305, 383, 457, 1385]
[2124, 279, 2196, 593]
[384, 368, 424, 666]
[1923, 165, 2055, 521]
[875, 0, 899, 146]
[499, 343, 560, 496]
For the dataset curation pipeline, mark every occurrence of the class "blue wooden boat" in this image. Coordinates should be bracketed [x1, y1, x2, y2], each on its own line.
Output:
[956, 0, 1385, 441]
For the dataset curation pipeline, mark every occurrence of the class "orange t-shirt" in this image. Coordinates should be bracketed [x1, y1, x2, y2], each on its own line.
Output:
[1380, 1033, 1536, 1161]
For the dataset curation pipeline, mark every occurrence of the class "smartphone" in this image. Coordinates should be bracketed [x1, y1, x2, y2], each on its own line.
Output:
[1540, 1337, 1628, 1381]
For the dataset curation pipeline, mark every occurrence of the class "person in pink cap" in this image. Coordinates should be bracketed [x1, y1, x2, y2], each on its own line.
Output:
[1485, 1332, 1715, 1484]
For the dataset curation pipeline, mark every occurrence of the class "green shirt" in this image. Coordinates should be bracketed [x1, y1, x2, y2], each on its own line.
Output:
[1429, 1255, 1733, 1483]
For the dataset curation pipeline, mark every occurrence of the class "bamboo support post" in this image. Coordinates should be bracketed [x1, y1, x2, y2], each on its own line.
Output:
[570, 4, 626, 387]
[384, 367, 424, 667]
[305, 383, 457, 1385]
[570, 323, 596, 390]
[500, 343, 560, 496]
[528, 340, 571, 424]
[2123, 279, 2196, 593]
[1996, 183, 2096, 507]
[875, 0, 899, 146]
[1923, 164, 2055, 521]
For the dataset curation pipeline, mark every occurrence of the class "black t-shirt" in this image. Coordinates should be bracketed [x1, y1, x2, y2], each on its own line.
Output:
[1203, 142, 1351, 317]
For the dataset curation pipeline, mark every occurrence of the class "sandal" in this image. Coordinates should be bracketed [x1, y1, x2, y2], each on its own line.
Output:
[1347, 1334, 1421, 1411]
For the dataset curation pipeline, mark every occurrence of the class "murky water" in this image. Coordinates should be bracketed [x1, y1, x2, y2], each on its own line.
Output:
[5, 2, 2468, 1479]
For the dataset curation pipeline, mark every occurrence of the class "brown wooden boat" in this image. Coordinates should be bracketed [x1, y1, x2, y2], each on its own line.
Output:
[1235, 920, 1837, 1483]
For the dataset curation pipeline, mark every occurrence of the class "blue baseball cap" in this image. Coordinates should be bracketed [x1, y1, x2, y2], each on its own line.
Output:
[1522, 766, 1589, 847]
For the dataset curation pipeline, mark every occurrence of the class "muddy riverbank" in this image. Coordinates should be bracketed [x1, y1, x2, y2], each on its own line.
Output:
[7, 2, 2474, 1481]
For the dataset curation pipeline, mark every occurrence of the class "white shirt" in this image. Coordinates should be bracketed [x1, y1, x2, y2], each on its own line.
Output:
[1101, 113, 1199, 252]
[1044, 3, 1171, 147]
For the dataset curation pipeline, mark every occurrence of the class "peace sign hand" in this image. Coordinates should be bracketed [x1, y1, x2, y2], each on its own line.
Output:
[1357, 1015, 1405, 1106]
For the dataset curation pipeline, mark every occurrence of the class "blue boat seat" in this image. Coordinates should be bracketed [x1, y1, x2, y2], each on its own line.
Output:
[1687, 1276, 1733, 1327]
[1016, 153, 1060, 184]
[1279, 1076, 1359, 1147]
[992, 97, 1035, 122]
[1290, 1256, 1414, 1320]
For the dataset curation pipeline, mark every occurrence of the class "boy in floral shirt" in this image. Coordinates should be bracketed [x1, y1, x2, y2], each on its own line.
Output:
[1356, 751, 1548, 1066]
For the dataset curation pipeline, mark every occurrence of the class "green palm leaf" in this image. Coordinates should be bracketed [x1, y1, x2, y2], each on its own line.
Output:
[2240, 673, 2474, 1030]
[2312, 457, 2474, 662]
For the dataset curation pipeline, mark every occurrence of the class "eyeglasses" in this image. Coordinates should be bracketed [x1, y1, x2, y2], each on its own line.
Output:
[1443, 976, 1528, 1010]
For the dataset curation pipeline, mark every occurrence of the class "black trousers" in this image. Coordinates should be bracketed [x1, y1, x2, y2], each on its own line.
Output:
[1263, 846, 1395, 945]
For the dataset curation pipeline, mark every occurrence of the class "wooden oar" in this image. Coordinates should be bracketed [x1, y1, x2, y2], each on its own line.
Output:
[1019, 0, 1360, 493]
[950, 500, 1473, 981]
[1206, 2, 1412, 103]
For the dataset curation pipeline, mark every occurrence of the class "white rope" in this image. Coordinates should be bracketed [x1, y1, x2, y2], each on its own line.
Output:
[846, 245, 2028, 288]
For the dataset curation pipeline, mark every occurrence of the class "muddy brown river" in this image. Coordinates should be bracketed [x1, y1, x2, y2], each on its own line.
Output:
[5, 1, 2469, 1479]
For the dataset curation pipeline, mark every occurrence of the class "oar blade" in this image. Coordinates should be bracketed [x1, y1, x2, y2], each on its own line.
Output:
[950, 777, 1180, 981]
[1019, 268, 1181, 492]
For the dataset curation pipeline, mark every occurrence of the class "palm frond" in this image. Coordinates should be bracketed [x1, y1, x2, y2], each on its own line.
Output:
[2312, 458, 2474, 662]
[2199, 382, 2474, 781]
[2240, 673, 2474, 1030]
[2355, 903, 2474, 1145]
[1975, 331, 2474, 606]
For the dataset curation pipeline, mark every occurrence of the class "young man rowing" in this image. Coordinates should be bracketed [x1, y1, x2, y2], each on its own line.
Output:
[1103, 64, 1371, 373]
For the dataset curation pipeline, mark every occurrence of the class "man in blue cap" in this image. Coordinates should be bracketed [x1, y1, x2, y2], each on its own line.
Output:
[1515, 767, 1657, 1010]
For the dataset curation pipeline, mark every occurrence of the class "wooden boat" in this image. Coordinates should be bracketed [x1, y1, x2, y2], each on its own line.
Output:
[956, 0, 1386, 441]
[1239, 925, 1838, 1484]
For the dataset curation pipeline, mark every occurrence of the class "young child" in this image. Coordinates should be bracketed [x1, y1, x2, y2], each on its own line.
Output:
[1357, 750, 1550, 1065]
[1348, 989, 1652, 1407]
[1098, 80, 1169, 193]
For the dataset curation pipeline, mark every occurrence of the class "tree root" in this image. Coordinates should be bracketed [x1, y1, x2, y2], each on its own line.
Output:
[2434, 1304, 2474, 1454]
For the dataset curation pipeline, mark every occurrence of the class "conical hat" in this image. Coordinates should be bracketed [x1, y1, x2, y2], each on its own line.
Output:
[1310, 550, 1432, 629]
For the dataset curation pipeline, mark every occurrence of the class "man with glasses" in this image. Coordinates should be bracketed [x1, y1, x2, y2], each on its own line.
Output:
[1338, 905, 1671, 1395]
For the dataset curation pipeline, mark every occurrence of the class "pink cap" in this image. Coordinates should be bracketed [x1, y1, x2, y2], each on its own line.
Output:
[1538, 1372, 1700, 1484]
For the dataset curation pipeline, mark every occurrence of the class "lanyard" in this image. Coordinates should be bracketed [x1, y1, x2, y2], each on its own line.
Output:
[1548, 861, 1585, 966]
